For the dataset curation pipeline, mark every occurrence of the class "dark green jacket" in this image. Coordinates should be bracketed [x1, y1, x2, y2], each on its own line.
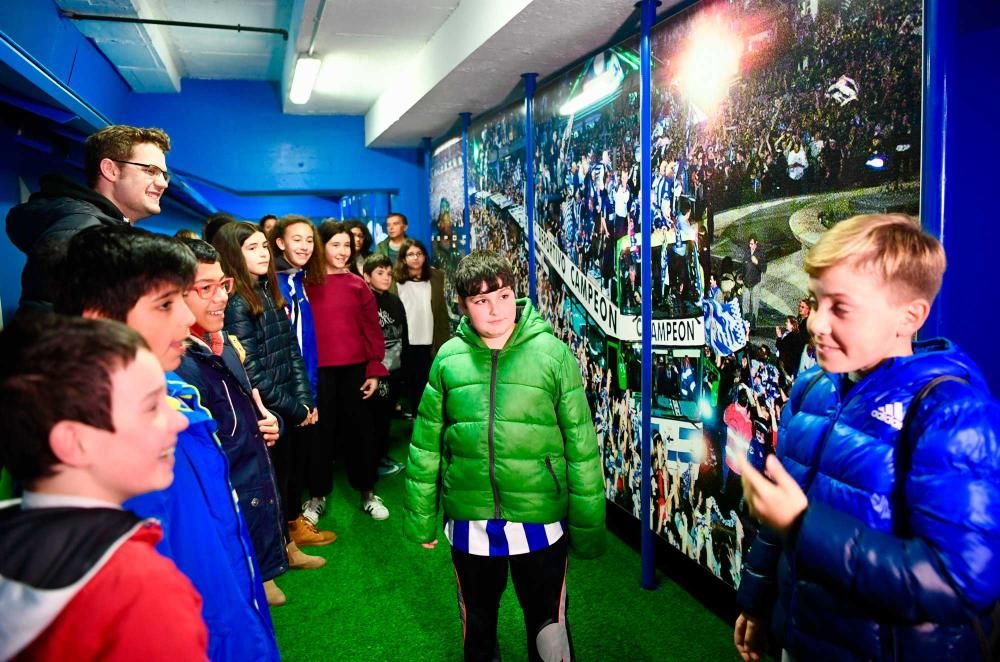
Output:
[403, 300, 605, 558]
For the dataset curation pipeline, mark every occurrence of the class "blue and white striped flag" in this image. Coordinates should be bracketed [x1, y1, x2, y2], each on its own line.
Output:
[702, 297, 748, 356]
[666, 425, 703, 467]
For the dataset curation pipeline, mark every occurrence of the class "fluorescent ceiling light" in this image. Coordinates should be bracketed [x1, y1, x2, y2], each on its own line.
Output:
[289, 56, 322, 104]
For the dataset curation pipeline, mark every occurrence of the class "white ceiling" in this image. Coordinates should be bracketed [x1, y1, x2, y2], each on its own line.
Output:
[55, 0, 682, 147]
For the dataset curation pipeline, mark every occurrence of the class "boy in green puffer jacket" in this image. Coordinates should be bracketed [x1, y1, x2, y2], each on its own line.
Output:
[403, 250, 605, 662]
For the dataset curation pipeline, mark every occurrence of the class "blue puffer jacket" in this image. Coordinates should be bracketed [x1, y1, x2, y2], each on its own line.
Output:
[737, 339, 1000, 661]
[125, 374, 279, 662]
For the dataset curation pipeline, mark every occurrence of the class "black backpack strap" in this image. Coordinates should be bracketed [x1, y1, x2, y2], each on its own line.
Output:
[892, 375, 999, 660]
[894, 375, 968, 536]
[892, 375, 969, 536]
[797, 370, 826, 403]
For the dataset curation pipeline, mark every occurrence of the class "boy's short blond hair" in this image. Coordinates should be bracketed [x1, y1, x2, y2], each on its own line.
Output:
[804, 214, 946, 302]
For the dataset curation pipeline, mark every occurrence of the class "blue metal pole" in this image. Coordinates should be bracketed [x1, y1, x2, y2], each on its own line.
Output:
[639, 0, 660, 592]
[918, 0, 954, 339]
[523, 72, 538, 303]
[461, 112, 472, 254]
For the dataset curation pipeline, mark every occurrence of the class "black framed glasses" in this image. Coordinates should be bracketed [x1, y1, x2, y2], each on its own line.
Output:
[186, 277, 234, 300]
[112, 159, 170, 183]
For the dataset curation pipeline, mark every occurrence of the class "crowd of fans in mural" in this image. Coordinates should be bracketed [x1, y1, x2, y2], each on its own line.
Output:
[647, 0, 920, 213]
[524, 0, 920, 320]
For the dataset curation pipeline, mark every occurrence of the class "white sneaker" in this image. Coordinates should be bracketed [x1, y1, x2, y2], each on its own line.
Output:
[301, 496, 326, 525]
[362, 494, 389, 520]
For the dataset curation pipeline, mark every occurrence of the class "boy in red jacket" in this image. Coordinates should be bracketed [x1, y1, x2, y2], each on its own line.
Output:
[0, 314, 207, 660]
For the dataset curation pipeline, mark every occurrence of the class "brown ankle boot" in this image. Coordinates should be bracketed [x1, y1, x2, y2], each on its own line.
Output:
[263, 579, 286, 606]
[288, 515, 337, 547]
[286, 540, 326, 569]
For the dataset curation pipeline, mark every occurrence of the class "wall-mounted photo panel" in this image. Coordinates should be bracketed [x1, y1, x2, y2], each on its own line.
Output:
[650, 416, 740, 585]
[652, 347, 707, 420]
[430, 135, 466, 326]
[643, 0, 922, 587]
[454, 0, 923, 591]
[468, 104, 530, 296]
[532, 42, 641, 309]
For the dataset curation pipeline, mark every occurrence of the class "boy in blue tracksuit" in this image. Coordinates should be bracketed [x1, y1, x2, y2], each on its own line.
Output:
[57, 225, 280, 661]
[734, 214, 1000, 661]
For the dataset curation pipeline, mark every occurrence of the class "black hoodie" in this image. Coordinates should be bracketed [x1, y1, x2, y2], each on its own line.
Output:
[5, 174, 127, 311]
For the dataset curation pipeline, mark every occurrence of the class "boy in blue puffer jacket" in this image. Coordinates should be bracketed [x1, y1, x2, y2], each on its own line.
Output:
[734, 214, 1000, 662]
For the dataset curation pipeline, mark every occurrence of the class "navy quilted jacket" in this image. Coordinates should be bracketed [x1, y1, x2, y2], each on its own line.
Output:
[223, 277, 314, 425]
[737, 339, 1000, 661]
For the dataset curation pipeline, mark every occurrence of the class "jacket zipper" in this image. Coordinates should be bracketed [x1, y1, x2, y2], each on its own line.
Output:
[544, 456, 561, 495]
[488, 349, 501, 519]
[220, 379, 238, 437]
[222, 343, 288, 576]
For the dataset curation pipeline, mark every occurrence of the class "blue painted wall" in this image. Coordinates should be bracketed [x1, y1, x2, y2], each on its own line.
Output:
[0, 0, 128, 124]
[0, 2, 427, 319]
[186, 177, 344, 225]
[115, 80, 426, 236]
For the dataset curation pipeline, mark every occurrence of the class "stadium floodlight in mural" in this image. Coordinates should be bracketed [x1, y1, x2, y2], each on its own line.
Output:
[430, 134, 466, 327]
[558, 50, 632, 117]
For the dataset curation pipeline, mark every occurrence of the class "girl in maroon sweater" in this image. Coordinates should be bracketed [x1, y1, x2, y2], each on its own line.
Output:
[308, 221, 390, 519]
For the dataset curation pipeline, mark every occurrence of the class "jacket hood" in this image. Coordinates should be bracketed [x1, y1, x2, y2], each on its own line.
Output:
[455, 298, 551, 350]
[275, 253, 298, 274]
[5, 174, 125, 251]
[0, 503, 150, 658]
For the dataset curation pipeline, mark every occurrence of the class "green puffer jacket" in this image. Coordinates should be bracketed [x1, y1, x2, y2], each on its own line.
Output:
[403, 300, 606, 559]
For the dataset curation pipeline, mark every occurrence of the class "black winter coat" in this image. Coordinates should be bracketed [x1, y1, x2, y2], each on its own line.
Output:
[223, 277, 314, 426]
[175, 336, 288, 581]
[5, 174, 127, 311]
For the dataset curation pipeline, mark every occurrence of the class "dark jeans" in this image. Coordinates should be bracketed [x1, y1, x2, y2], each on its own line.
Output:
[314, 364, 378, 495]
[271, 423, 314, 523]
[451, 537, 572, 662]
[404, 344, 433, 416]
[370, 370, 403, 460]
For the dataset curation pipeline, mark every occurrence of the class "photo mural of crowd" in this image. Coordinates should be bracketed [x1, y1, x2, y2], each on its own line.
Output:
[468, 105, 531, 296]
[440, 0, 923, 588]
[429, 137, 467, 326]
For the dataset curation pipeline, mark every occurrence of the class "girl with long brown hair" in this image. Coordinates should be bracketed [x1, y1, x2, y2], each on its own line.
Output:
[213, 222, 334, 566]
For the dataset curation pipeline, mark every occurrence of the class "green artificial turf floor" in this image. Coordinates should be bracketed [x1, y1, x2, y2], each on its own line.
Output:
[269, 421, 742, 661]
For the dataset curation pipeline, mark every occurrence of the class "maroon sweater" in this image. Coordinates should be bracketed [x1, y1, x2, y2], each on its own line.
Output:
[307, 272, 388, 378]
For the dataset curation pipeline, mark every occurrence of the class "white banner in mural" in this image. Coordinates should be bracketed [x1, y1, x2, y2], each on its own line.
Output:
[534, 223, 704, 346]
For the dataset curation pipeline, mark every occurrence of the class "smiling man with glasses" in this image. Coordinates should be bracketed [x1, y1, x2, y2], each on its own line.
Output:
[6, 124, 171, 312]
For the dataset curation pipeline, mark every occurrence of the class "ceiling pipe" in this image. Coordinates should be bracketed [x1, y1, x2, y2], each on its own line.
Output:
[59, 10, 289, 41]
[306, 0, 328, 56]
